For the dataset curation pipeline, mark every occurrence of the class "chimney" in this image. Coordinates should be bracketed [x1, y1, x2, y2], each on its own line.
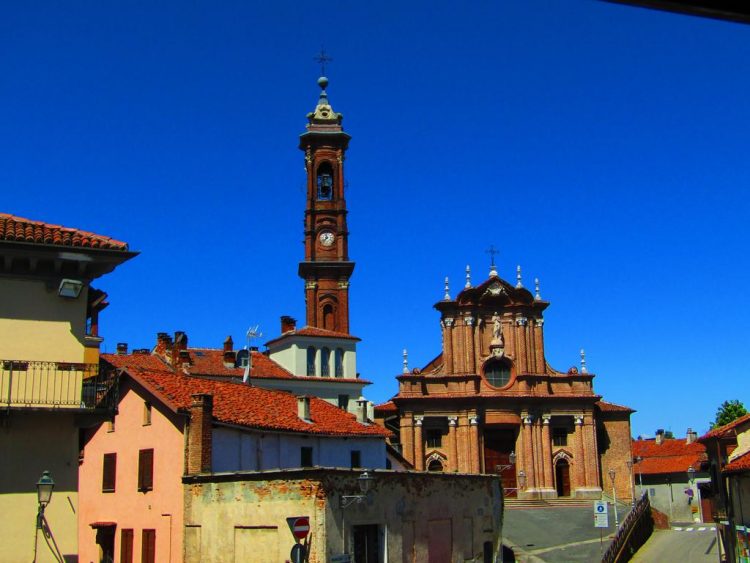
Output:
[655, 429, 665, 445]
[356, 396, 368, 424]
[223, 336, 233, 352]
[297, 396, 311, 422]
[155, 332, 173, 357]
[187, 393, 213, 475]
[281, 316, 297, 334]
[116, 343, 128, 355]
[176, 349, 192, 368]
[686, 428, 698, 444]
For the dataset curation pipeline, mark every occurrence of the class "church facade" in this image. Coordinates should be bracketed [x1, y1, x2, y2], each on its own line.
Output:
[375, 269, 635, 500]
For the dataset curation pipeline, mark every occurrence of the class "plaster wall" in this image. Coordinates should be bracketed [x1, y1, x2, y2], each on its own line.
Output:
[0, 278, 88, 362]
[183, 470, 502, 563]
[252, 378, 366, 416]
[0, 411, 80, 563]
[641, 475, 709, 523]
[268, 337, 356, 378]
[78, 380, 185, 563]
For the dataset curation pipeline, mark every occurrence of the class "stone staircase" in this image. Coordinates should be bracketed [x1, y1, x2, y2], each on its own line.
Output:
[505, 497, 599, 510]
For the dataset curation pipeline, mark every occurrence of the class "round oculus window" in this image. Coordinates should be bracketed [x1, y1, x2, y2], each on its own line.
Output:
[484, 360, 511, 388]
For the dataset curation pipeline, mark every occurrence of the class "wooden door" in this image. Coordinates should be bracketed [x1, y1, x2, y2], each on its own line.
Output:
[555, 460, 571, 497]
[699, 483, 715, 523]
[483, 429, 517, 496]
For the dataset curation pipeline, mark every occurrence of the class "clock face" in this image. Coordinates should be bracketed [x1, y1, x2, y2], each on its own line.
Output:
[319, 231, 335, 247]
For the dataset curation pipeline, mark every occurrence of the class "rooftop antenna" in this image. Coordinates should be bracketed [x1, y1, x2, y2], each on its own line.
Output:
[486, 245, 499, 277]
[403, 349, 409, 374]
[314, 46, 333, 76]
[243, 325, 263, 384]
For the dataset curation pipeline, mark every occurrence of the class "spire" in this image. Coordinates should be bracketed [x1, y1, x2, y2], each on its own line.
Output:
[516, 265, 523, 288]
[444, 277, 451, 301]
[403, 349, 409, 374]
[535, 278, 541, 301]
[465, 265, 472, 288]
[580, 348, 587, 374]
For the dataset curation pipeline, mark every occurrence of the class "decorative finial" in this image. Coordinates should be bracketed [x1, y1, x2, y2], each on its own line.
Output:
[403, 349, 409, 374]
[516, 265, 523, 288]
[444, 277, 451, 301]
[314, 46, 333, 77]
[580, 348, 587, 374]
[465, 265, 472, 288]
[486, 245, 499, 277]
[535, 278, 541, 301]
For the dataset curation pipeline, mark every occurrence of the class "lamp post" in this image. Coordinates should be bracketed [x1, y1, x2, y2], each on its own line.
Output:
[495, 451, 518, 496]
[340, 471, 376, 555]
[633, 456, 644, 496]
[33, 470, 55, 562]
[608, 468, 619, 529]
[626, 460, 636, 507]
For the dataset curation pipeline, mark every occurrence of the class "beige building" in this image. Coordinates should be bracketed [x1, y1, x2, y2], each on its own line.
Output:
[183, 468, 503, 563]
[0, 212, 135, 562]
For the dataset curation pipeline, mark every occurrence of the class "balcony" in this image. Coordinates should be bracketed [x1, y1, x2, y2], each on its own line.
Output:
[1, 360, 118, 411]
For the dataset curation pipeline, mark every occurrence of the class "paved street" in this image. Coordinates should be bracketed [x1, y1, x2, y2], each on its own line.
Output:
[503, 504, 630, 562]
[631, 526, 719, 563]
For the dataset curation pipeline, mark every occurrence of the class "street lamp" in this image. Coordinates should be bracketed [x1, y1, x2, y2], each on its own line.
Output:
[626, 459, 636, 507]
[633, 456, 644, 496]
[36, 470, 55, 528]
[495, 452, 518, 496]
[687, 466, 696, 483]
[341, 471, 375, 508]
[608, 468, 619, 529]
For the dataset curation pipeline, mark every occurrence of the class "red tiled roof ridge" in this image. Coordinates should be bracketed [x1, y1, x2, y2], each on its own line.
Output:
[596, 400, 635, 413]
[0, 212, 129, 250]
[724, 450, 750, 474]
[700, 413, 750, 441]
[265, 325, 360, 346]
[374, 400, 397, 413]
[123, 368, 390, 438]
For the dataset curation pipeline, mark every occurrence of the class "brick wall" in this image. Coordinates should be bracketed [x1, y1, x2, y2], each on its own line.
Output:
[187, 393, 213, 474]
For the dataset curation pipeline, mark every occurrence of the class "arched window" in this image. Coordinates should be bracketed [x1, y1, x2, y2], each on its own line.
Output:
[428, 459, 444, 472]
[321, 347, 331, 377]
[335, 348, 344, 377]
[484, 359, 512, 388]
[317, 162, 334, 201]
[306, 346, 316, 376]
[322, 303, 335, 331]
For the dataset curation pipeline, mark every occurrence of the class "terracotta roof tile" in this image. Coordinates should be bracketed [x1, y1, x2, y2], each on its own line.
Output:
[185, 349, 295, 380]
[102, 353, 170, 371]
[265, 326, 360, 346]
[596, 400, 635, 413]
[724, 450, 750, 474]
[632, 438, 707, 475]
[125, 367, 389, 438]
[700, 413, 750, 441]
[374, 400, 397, 414]
[0, 213, 129, 250]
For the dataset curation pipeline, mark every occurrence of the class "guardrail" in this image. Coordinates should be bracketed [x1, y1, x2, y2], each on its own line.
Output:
[602, 492, 654, 563]
[1, 359, 118, 410]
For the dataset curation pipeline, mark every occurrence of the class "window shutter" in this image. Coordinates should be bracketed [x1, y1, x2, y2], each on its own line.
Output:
[120, 529, 133, 563]
[102, 453, 116, 492]
[138, 449, 154, 491]
[141, 529, 156, 563]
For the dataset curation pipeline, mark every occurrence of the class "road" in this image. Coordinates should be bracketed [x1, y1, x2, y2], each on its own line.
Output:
[631, 526, 720, 563]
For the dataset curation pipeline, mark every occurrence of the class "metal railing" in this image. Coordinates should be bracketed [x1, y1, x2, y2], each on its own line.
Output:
[602, 492, 654, 563]
[1, 359, 118, 410]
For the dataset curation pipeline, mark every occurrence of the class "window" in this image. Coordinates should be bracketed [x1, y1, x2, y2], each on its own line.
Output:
[317, 162, 334, 200]
[306, 346, 316, 376]
[301, 446, 313, 467]
[120, 529, 133, 563]
[351, 450, 361, 468]
[335, 348, 344, 377]
[322, 303, 335, 330]
[143, 402, 152, 425]
[484, 359, 511, 388]
[102, 453, 116, 492]
[138, 449, 154, 491]
[426, 429, 443, 449]
[321, 347, 331, 377]
[141, 529, 156, 563]
[107, 418, 115, 432]
[338, 394, 350, 411]
[553, 427, 568, 447]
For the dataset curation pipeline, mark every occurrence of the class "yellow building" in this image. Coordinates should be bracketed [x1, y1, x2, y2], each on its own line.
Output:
[0, 213, 135, 563]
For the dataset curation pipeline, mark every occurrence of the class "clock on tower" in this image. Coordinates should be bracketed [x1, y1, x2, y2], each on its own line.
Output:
[298, 76, 354, 334]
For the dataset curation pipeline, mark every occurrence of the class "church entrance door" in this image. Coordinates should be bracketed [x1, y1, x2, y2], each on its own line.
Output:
[555, 459, 571, 497]
[483, 428, 517, 497]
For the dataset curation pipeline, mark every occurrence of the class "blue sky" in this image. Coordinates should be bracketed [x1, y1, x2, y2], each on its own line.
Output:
[3, 1, 748, 438]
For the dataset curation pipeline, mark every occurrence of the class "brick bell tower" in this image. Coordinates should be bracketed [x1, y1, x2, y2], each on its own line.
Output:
[298, 76, 354, 334]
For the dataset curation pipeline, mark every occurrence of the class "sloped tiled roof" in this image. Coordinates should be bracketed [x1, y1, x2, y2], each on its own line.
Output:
[596, 400, 635, 413]
[632, 438, 707, 475]
[700, 413, 750, 441]
[185, 349, 295, 380]
[374, 400, 398, 414]
[265, 326, 360, 346]
[0, 213, 129, 250]
[102, 353, 170, 372]
[724, 450, 750, 474]
[124, 366, 389, 438]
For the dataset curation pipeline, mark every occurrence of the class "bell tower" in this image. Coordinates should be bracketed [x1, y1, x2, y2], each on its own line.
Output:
[298, 76, 354, 334]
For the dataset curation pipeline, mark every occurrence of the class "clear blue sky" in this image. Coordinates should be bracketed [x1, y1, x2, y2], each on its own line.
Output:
[3, 1, 748, 438]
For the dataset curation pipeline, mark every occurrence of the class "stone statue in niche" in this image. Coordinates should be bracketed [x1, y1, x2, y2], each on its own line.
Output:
[491, 314, 504, 346]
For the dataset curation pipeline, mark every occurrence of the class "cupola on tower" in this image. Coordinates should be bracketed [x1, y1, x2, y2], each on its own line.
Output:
[297, 76, 354, 335]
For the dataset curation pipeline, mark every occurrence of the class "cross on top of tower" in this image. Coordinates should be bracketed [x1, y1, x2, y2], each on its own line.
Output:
[486, 245, 499, 277]
[314, 47, 333, 77]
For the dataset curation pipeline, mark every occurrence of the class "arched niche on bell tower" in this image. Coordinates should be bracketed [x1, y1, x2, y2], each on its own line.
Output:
[316, 160, 335, 201]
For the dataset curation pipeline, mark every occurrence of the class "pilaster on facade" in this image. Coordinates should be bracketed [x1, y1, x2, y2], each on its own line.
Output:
[469, 415, 480, 473]
[541, 415, 553, 490]
[414, 416, 425, 471]
[448, 417, 458, 472]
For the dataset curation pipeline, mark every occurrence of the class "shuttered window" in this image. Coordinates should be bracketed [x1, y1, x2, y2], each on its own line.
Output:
[138, 449, 154, 491]
[141, 529, 156, 563]
[102, 453, 116, 492]
[120, 529, 133, 563]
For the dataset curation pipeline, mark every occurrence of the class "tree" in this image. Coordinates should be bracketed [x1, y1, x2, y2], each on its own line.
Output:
[711, 400, 748, 429]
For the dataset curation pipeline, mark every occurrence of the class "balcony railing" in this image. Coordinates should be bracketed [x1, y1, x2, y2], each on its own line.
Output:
[1, 360, 118, 410]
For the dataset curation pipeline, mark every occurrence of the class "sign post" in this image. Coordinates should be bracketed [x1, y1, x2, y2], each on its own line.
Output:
[594, 500, 609, 554]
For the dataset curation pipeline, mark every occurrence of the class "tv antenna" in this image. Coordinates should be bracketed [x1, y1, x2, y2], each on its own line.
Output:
[243, 325, 263, 383]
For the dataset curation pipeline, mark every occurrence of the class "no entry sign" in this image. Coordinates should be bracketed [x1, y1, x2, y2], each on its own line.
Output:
[287, 516, 310, 540]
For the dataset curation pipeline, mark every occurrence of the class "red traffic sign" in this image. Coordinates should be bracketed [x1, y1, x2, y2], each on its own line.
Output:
[287, 516, 310, 540]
